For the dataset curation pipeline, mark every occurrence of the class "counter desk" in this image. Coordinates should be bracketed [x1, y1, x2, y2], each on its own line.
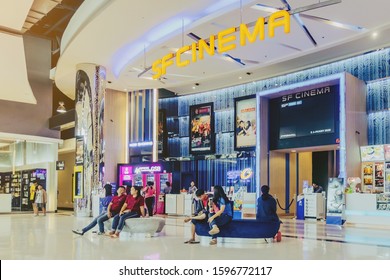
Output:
[345, 193, 390, 226]
[165, 194, 193, 216]
[0, 194, 12, 213]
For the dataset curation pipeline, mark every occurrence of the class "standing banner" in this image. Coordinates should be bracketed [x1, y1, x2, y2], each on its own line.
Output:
[326, 177, 344, 225]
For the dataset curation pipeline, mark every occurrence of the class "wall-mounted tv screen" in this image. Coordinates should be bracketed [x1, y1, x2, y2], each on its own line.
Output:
[269, 84, 340, 150]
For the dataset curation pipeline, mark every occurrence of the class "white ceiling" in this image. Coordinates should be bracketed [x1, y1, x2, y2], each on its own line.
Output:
[0, 0, 62, 105]
[49, 0, 390, 98]
[0, 0, 34, 31]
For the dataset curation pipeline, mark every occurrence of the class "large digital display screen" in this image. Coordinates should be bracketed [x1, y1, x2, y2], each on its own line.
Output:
[269, 84, 339, 150]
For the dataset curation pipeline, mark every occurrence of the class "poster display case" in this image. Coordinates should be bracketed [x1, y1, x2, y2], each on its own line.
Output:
[385, 162, 390, 194]
[234, 95, 256, 151]
[360, 145, 388, 193]
[73, 166, 83, 199]
[189, 102, 215, 154]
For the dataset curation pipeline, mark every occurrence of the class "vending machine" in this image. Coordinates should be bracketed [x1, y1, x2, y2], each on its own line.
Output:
[117, 163, 172, 214]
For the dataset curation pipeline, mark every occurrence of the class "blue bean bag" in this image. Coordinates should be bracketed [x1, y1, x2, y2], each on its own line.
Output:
[195, 219, 280, 239]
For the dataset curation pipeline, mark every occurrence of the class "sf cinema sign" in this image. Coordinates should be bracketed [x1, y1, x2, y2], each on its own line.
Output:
[152, 10, 290, 79]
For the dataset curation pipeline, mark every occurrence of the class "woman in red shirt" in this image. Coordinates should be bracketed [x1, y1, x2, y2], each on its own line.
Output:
[109, 186, 145, 238]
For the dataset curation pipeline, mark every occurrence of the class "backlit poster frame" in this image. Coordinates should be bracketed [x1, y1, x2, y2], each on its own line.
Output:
[73, 165, 83, 199]
[189, 102, 215, 155]
[75, 136, 84, 166]
[234, 95, 257, 151]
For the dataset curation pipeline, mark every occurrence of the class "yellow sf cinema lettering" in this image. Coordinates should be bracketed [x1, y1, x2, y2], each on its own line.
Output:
[152, 10, 290, 79]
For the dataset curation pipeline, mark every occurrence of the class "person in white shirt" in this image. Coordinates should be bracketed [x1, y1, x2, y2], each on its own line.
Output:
[34, 184, 47, 216]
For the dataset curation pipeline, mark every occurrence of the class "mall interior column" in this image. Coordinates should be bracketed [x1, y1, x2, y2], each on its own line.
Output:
[74, 63, 106, 216]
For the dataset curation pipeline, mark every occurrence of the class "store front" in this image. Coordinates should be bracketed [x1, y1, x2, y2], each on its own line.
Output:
[0, 133, 61, 213]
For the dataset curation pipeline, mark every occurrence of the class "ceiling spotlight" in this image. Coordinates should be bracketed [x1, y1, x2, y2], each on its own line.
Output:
[195, 83, 200, 86]
[246, 72, 252, 76]
[56, 101, 66, 113]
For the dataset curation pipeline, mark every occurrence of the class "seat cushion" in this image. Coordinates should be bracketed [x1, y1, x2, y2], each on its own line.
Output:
[195, 219, 280, 238]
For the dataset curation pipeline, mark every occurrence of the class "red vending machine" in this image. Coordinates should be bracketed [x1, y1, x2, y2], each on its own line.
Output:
[117, 163, 172, 214]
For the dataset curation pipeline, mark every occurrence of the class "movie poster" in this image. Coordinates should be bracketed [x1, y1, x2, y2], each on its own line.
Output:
[235, 96, 257, 150]
[189, 103, 214, 154]
[158, 109, 167, 156]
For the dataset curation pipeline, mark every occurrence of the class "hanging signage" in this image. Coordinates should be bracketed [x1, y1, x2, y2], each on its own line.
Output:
[152, 10, 290, 79]
[56, 161, 65, 170]
[360, 145, 385, 162]
[134, 164, 162, 174]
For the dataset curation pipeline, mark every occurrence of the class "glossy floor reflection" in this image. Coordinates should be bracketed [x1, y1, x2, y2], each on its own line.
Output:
[1, 212, 390, 260]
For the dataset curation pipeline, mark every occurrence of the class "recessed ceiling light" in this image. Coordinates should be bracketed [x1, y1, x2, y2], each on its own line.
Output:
[239, 76, 242, 79]
[372, 32, 378, 38]
[192, 86, 196, 89]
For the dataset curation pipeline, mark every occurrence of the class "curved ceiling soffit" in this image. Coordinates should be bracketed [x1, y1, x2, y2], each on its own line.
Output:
[55, 0, 258, 99]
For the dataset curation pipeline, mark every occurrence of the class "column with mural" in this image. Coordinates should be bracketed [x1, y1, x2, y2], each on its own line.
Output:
[74, 64, 106, 216]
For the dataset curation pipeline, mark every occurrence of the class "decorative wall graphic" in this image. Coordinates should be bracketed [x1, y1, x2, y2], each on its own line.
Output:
[158, 109, 168, 156]
[189, 102, 215, 154]
[74, 65, 106, 216]
[234, 95, 257, 150]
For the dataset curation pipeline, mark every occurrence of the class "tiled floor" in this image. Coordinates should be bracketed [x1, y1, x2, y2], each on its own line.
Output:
[1, 212, 390, 260]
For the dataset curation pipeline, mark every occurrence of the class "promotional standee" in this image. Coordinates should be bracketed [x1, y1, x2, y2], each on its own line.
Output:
[117, 163, 172, 214]
[326, 178, 344, 225]
[226, 167, 255, 219]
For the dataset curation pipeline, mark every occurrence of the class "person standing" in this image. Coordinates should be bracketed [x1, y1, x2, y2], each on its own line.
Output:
[143, 181, 156, 217]
[163, 181, 172, 194]
[34, 183, 47, 216]
[72, 185, 126, 235]
[256, 185, 279, 222]
[29, 180, 38, 213]
[188, 181, 197, 194]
